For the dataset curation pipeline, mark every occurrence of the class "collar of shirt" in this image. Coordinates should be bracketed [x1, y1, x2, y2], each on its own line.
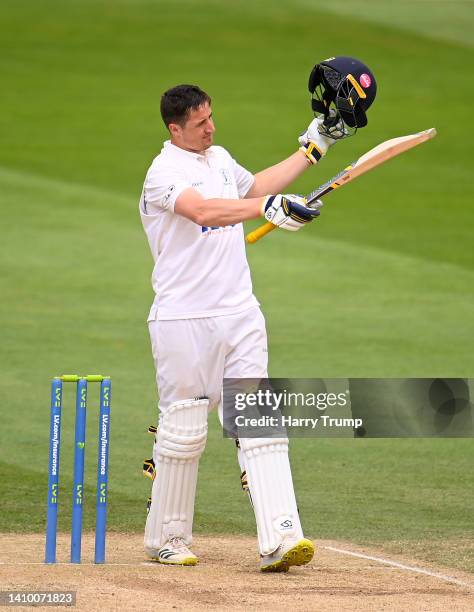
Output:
[163, 140, 215, 163]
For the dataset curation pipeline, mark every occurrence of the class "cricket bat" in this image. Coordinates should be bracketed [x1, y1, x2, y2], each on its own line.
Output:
[245, 127, 437, 244]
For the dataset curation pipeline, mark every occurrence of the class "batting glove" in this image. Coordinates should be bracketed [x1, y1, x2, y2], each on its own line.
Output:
[262, 194, 323, 231]
[298, 110, 345, 164]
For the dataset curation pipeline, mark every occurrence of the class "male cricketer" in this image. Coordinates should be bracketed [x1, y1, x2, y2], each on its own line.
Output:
[139, 80, 350, 572]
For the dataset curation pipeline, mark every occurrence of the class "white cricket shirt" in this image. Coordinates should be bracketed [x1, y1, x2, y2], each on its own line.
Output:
[139, 141, 259, 320]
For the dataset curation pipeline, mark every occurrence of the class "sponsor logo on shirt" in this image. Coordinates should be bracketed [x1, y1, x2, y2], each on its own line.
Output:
[202, 224, 236, 235]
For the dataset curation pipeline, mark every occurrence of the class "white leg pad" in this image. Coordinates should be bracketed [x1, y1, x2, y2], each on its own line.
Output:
[144, 398, 208, 555]
[239, 437, 303, 556]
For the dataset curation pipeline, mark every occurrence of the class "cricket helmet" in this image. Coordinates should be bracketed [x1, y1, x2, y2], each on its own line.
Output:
[308, 56, 377, 131]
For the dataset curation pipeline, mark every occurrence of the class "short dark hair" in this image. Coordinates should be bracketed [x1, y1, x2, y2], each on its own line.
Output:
[160, 84, 211, 127]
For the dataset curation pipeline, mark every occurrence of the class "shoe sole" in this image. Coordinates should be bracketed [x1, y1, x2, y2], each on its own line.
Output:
[261, 538, 315, 573]
[151, 556, 198, 566]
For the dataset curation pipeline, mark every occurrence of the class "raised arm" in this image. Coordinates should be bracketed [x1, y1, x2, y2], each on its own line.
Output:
[245, 151, 309, 198]
[245, 113, 344, 197]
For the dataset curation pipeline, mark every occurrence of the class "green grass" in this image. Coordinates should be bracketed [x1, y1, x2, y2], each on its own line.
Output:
[0, 0, 473, 573]
[300, 0, 474, 48]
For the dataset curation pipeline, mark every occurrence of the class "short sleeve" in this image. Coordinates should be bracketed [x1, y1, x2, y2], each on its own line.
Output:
[231, 157, 255, 198]
[142, 165, 191, 214]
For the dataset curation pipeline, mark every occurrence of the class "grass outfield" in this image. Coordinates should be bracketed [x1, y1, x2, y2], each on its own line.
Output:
[0, 0, 473, 573]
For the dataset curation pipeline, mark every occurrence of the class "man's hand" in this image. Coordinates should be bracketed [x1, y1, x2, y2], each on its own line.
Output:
[298, 110, 345, 164]
[261, 194, 323, 231]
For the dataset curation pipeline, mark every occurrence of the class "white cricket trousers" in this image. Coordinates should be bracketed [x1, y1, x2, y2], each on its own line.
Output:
[148, 306, 268, 415]
[147, 305, 304, 556]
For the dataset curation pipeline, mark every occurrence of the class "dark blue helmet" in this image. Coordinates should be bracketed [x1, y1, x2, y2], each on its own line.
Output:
[308, 56, 377, 129]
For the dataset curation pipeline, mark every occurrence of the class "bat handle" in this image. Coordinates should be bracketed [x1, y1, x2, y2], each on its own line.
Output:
[245, 221, 276, 244]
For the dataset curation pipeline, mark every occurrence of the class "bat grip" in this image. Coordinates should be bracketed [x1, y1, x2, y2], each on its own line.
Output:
[245, 221, 276, 244]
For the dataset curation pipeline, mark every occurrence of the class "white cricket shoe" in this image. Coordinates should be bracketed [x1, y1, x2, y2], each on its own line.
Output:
[151, 536, 198, 566]
[260, 538, 315, 572]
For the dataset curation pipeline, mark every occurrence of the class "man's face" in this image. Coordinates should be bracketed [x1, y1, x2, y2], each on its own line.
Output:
[169, 102, 215, 153]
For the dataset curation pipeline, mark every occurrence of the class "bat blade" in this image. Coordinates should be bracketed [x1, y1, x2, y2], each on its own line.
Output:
[306, 127, 437, 204]
[245, 128, 436, 244]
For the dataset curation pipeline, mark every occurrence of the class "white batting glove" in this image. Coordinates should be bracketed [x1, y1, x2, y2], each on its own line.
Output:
[261, 194, 322, 231]
[298, 110, 345, 164]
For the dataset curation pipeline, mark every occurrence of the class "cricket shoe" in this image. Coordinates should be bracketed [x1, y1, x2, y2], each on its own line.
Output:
[260, 538, 314, 572]
[151, 536, 198, 566]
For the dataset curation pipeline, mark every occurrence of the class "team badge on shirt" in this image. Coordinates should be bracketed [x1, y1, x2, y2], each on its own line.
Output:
[219, 168, 232, 186]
